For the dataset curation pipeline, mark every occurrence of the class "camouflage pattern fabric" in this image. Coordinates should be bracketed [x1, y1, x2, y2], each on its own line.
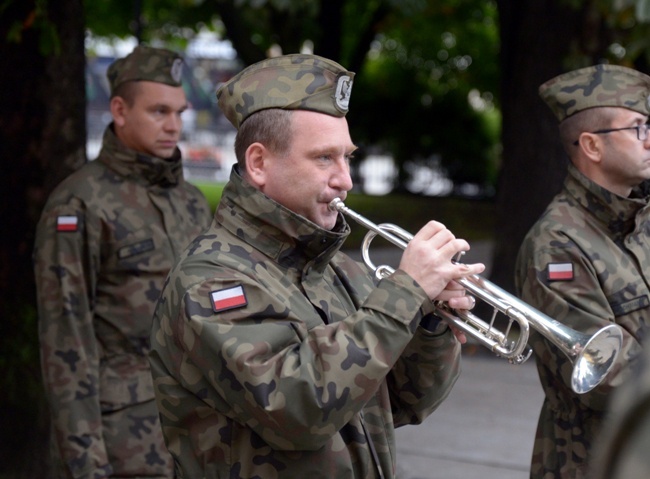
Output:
[515, 164, 649, 479]
[216, 53, 355, 129]
[590, 337, 650, 479]
[539, 64, 650, 122]
[34, 126, 212, 479]
[107, 45, 184, 94]
[149, 166, 461, 479]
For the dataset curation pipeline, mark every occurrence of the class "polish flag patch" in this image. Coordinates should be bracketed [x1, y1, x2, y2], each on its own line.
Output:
[547, 262, 574, 281]
[210, 285, 247, 313]
[56, 215, 78, 232]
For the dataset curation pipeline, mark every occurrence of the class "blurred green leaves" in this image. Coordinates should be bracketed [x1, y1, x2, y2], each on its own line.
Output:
[31, 0, 650, 192]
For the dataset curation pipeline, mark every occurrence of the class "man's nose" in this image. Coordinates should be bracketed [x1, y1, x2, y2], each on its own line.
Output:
[331, 159, 353, 192]
[165, 113, 183, 132]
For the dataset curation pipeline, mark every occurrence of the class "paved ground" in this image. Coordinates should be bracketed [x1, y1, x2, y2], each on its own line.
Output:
[345, 241, 545, 479]
[394, 350, 543, 479]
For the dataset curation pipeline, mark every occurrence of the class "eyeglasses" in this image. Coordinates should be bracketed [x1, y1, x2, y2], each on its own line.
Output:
[573, 124, 650, 145]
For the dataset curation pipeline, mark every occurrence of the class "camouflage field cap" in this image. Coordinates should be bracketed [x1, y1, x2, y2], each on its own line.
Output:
[539, 64, 650, 122]
[216, 53, 355, 129]
[107, 45, 184, 95]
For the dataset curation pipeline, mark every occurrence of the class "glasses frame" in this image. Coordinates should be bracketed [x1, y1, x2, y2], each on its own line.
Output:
[573, 124, 650, 146]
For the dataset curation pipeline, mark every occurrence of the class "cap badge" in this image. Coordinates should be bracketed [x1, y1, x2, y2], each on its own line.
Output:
[171, 58, 183, 83]
[335, 74, 353, 112]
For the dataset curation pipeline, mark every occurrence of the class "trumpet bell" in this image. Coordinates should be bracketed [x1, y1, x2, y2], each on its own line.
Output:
[571, 324, 623, 395]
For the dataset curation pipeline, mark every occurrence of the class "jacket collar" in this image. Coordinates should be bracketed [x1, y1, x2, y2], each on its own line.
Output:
[96, 125, 184, 188]
[216, 166, 350, 272]
[565, 163, 649, 237]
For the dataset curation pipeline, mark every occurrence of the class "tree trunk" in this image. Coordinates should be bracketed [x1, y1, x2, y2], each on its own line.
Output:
[0, 0, 86, 476]
[491, 0, 597, 293]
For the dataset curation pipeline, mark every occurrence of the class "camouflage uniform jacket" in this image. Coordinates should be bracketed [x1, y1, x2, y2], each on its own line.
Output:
[149, 166, 462, 479]
[515, 164, 648, 479]
[34, 125, 212, 479]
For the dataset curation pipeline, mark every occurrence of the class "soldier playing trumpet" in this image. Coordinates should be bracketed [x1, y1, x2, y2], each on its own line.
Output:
[149, 53, 484, 478]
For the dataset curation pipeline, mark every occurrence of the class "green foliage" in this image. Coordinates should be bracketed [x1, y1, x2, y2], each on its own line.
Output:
[83, 0, 502, 192]
[193, 180, 225, 212]
[3, 0, 61, 55]
[558, 0, 650, 69]
[84, 0, 224, 47]
[382, 0, 499, 95]
[341, 192, 495, 248]
[609, 0, 650, 67]
[348, 1, 500, 188]
[79, 0, 650, 192]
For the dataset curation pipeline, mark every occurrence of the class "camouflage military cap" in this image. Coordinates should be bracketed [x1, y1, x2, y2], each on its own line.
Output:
[216, 53, 355, 129]
[107, 45, 184, 95]
[539, 64, 650, 122]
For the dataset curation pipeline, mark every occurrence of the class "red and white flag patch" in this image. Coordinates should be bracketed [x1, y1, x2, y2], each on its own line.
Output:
[547, 262, 574, 281]
[56, 215, 78, 232]
[210, 285, 247, 313]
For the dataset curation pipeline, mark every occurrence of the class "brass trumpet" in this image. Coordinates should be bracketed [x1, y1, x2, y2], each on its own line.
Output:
[329, 198, 623, 395]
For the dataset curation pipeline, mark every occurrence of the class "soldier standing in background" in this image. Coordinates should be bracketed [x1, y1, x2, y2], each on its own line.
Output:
[148, 53, 485, 478]
[515, 64, 650, 478]
[33, 45, 212, 478]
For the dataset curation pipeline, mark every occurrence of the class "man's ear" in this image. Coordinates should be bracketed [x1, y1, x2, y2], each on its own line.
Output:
[578, 133, 603, 165]
[110, 96, 127, 127]
[245, 142, 268, 187]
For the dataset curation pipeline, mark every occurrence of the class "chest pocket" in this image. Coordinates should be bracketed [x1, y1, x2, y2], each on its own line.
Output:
[302, 266, 357, 325]
[610, 294, 650, 316]
[118, 237, 155, 259]
[608, 287, 649, 343]
[107, 225, 173, 275]
[607, 279, 650, 317]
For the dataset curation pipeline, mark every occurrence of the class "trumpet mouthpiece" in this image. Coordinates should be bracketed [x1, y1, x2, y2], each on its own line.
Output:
[329, 198, 345, 211]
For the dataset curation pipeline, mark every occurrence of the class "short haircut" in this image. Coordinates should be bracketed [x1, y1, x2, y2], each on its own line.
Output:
[234, 109, 293, 168]
[111, 81, 142, 106]
[559, 106, 619, 153]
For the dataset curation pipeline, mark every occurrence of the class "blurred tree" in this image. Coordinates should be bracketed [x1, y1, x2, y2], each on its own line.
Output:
[84, 0, 500, 191]
[213, 0, 501, 191]
[0, 0, 85, 477]
[348, 1, 500, 191]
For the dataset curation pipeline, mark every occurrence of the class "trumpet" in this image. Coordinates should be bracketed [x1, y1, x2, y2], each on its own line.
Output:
[329, 198, 623, 395]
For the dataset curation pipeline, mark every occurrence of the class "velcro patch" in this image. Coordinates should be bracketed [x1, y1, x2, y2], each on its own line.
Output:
[547, 262, 574, 281]
[57, 215, 78, 232]
[118, 238, 155, 259]
[211, 285, 247, 313]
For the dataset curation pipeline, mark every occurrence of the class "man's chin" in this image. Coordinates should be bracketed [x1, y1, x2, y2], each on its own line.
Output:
[320, 215, 339, 231]
[156, 148, 177, 160]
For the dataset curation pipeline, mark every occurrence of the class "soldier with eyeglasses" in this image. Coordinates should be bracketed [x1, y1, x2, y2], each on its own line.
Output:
[515, 64, 650, 479]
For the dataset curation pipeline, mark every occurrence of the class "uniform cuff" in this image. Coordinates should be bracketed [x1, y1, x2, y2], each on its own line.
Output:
[419, 314, 448, 335]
